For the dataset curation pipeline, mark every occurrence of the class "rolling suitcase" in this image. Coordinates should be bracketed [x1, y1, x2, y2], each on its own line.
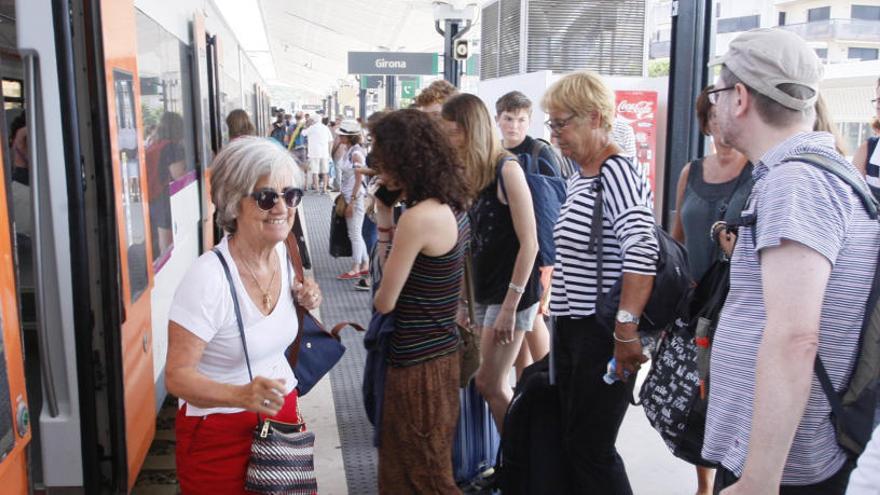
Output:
[452, 380, 500, 486]
[496, 355, 570, 494]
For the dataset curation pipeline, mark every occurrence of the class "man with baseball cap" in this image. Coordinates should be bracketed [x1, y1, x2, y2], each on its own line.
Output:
[702, 28, 880, 494]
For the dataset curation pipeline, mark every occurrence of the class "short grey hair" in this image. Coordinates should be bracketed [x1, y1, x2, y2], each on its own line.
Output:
[210, 136, 302, 234]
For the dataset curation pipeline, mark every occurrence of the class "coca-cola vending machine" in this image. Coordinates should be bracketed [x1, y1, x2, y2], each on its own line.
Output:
[615, 90, 658, 191]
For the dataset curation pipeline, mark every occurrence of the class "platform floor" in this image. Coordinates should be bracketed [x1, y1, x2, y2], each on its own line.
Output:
[133, 193, 697, 495]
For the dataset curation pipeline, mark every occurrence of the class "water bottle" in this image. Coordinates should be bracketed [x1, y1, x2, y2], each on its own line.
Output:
[602, 334, 657, 385]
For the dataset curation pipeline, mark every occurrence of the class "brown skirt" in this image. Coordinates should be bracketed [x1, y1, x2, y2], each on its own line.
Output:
[378, 351, 461, 494]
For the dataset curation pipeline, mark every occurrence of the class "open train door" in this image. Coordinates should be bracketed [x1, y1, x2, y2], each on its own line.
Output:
[95, 0, 157, 489]
[0, 141, 32, 494]
[192, 12, 217, 252]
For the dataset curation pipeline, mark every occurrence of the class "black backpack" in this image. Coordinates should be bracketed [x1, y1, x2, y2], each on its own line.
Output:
[591, 157, 694, 334]
[752, 152, 880, 457]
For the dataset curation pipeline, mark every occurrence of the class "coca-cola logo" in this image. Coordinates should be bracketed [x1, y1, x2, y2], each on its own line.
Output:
[617, 100, 654, 119]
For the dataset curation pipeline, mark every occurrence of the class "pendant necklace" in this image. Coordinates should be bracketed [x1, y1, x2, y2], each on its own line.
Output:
[241, 251, 278, 313]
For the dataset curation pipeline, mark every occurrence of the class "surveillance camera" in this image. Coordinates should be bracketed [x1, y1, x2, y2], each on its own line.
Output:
[433, 1, 477, 22]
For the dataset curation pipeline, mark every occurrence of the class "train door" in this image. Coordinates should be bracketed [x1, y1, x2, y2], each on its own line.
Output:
[95, 0, 156, 489]
[0, 138, 32, 495]
[193, 13, 216, 252]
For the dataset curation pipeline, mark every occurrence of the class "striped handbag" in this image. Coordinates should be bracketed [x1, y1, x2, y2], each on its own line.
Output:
[245, 417, 317, 494]
[214, 249, 318, 494]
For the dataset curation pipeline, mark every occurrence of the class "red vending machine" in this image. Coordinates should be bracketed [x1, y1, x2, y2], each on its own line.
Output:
[615, 90, 658, 191]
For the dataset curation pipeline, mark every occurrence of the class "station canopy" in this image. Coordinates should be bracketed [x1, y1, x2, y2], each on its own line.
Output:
[217, 0, 484, 105]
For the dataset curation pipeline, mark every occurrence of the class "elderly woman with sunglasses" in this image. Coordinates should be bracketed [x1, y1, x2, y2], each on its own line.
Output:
[165, 137, 322, 494]
[543, 72, 659, 494]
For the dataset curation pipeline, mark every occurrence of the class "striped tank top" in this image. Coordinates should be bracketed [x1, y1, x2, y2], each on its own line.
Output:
[388, 211, 470, 367]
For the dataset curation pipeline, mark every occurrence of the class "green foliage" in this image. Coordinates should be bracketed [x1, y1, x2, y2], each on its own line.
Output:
[649, 59, 670, 78]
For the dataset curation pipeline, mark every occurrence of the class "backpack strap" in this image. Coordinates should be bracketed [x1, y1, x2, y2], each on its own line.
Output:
[496, 155, 518, 204]
[782, 153, 879, 219]
[530, 138, 562, 177]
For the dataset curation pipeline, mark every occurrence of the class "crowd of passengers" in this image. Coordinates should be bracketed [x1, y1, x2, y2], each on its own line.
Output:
[163, 28, 880, 495]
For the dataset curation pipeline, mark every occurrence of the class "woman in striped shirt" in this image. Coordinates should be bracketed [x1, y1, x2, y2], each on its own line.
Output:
[544, 71, 659, 493]
[369, 110, 472, 494]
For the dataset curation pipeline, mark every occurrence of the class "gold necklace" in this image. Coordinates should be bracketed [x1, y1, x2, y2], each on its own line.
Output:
[239, 249, 278, 313]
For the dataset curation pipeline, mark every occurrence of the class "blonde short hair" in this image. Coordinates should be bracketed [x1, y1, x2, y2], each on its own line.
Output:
[541, 71, 615, 132]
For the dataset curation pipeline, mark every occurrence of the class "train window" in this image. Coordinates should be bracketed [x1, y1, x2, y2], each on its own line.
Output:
[0, 317, 14, 460]
[2, 79, 22, 109]
[112, 69, 149, 301]
[136, 11, 198, 272]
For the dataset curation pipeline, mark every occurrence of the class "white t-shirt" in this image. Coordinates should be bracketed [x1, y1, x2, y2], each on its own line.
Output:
[302, 123, 332, 159]
[168, 236, 299, 416]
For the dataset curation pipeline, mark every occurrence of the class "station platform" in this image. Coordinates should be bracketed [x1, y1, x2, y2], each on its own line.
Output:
[134, 193, 696, 495]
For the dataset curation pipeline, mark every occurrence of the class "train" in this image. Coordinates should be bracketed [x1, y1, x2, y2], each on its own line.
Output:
[0, 0, 274, 492]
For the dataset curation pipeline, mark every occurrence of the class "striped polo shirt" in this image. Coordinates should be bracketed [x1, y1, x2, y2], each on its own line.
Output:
[550, 155, 658, 317]
[702, 132, 880, 484]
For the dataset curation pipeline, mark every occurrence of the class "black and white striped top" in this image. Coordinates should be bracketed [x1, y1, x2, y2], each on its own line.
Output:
[550, 155, 659, 317]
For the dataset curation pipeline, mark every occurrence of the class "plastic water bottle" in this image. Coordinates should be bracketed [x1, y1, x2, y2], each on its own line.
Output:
[602, 334, 657, 385]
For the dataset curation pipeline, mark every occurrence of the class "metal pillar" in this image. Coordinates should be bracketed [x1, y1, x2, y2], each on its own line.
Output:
[662, 0, 714, 227]
[334, 91, 340, 117]
[443, 20, 461, 87]
[359, 87, 367, 119]
[385, 75, 396, 110]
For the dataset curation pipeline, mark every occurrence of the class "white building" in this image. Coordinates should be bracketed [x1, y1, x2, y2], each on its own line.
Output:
[647, 0, 880, 155]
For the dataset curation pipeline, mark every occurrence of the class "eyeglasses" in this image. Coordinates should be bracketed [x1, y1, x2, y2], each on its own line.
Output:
[249, 187, 303, 211]
[707, 86, 735, 104]
[544, 114, 579, 134]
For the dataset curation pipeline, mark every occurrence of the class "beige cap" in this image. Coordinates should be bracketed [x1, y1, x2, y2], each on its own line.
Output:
[710, 28, 822, 111]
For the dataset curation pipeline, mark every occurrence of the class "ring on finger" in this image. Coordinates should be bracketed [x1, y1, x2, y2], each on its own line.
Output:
[262, 399, 271, 408]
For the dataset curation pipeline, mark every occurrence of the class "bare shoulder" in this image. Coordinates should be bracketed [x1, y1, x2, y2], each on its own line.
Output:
[400, 200, 458, 255]
[853, 140, 869, 176]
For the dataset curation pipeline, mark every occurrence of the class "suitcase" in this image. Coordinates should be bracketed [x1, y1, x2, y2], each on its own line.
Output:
[452, 380, 500, 486]
[496, 355, 570, 494]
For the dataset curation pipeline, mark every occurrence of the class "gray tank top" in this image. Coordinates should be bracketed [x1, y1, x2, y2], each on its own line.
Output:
[680, 158, 753, 281]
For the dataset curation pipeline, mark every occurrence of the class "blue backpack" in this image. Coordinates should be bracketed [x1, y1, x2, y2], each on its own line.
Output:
[500, 140, 567, 267]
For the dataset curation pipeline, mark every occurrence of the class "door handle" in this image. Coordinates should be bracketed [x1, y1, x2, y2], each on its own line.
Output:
[24, 54, 60, 418]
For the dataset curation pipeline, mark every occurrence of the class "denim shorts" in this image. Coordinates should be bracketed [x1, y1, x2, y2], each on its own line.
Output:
[472, 302, 540, 332]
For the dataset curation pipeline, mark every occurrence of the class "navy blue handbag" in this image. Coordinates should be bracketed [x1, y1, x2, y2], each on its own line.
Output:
[284, 235, 363, 396]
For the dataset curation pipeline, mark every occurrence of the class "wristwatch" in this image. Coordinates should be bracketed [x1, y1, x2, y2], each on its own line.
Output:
[616, 309, 640, 326]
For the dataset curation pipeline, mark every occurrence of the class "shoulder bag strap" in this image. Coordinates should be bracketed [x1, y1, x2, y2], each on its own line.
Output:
[213, 248, 267, 423]
[284, 233, 307, 368]
[587, 168, 605, 291]
[212, 248, 255, 382]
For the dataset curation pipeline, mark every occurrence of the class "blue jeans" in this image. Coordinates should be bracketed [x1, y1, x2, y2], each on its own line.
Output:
[362, 215, 378, 255]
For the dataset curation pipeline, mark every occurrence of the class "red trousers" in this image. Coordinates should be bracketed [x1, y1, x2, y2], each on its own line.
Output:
[175, 391, 299, 495]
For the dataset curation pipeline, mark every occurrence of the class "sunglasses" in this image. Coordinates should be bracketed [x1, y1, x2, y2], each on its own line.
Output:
[249, 187, 303, 211]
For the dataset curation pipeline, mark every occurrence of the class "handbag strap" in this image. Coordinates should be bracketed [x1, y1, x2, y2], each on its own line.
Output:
[213, 248, 270, 424]
[284, 232, 307, 368]
[213, 248, 255, 382]
[463, 249, 477, 326]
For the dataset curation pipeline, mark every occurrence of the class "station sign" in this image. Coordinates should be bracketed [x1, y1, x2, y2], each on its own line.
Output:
[348, 51, 439, 75]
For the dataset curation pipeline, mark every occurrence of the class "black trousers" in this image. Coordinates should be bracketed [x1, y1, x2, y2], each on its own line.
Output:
[713, 460, 854, 495]
[554, 316, 635, 494]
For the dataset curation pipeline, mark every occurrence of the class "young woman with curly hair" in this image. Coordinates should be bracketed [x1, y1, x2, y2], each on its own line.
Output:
[440, 93, 539, 430]
[368, 109, 472, 494]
